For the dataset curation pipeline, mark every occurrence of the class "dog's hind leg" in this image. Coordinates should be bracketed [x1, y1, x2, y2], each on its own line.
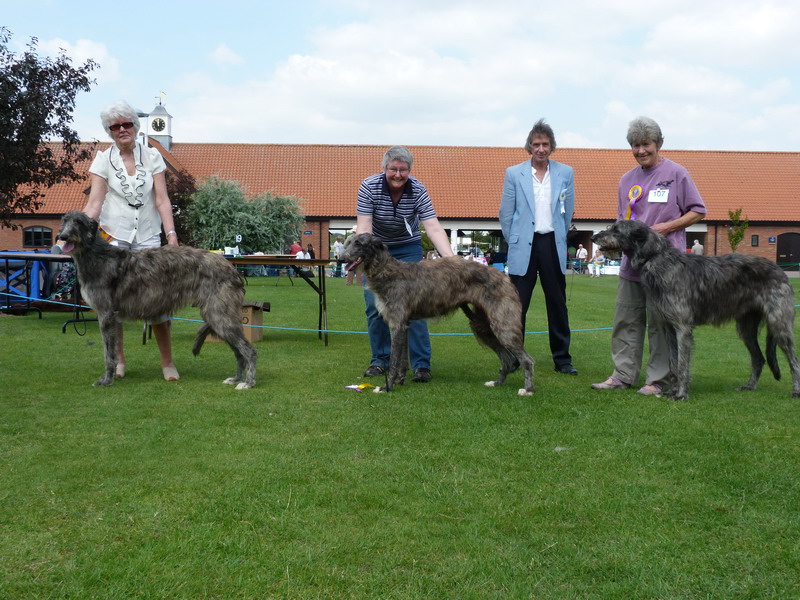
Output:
[225, 337, 257, 390]
[735, 312, 766, 392]
[477, 331, 532, 394]
[95, 313, 120, 387]
[515, 351, 535, 396]
[466, 311, 516, 387]
[494, 349, 535, 396]
[764, 303, 800, 398]
[202, 308, 257, 390]
[476, 310, 535, 396]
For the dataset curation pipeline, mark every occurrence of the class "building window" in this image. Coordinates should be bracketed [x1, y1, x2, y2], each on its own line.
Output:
[23, 226, 53, 248]
[751, 235, 759, 247]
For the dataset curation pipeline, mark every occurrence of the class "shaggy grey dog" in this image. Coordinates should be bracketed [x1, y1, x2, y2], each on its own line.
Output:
[57, 211, 257, 389]
[341, 233, 534, 395]
[592, 219, 800, 400]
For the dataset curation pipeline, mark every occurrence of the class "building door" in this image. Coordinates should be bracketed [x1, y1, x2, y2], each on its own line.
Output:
[777, 232, 800, 271]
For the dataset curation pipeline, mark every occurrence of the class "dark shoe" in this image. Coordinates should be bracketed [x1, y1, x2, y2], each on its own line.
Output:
[555, 364, 578, 376]
[412, 368, 432, 383]
[363, 365, 385, 377]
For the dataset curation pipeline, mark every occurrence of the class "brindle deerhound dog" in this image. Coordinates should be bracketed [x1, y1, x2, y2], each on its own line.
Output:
[57, 211, 257, 389]
[592, 219, 800, 400]
[341, 233, 534, 395]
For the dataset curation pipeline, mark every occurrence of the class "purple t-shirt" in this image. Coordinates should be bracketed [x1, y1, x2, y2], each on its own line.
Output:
[617, 158, 706, 281]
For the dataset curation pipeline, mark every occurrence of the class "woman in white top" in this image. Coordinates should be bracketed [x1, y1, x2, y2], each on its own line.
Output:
[82, 101, 180, 382]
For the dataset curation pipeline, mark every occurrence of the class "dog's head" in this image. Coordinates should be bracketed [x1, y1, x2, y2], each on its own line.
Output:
[591, 220, 668, 266]
[340, 233, 387, 272]
[592, 220, 648, 252]
[57, 211, 99, 254]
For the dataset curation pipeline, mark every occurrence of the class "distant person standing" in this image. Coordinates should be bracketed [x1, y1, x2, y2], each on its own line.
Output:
[499, 119, 577, 376]
[691, 239, 704, 255]
[333, 236, 345, 277]
[575, 244, 588, 273]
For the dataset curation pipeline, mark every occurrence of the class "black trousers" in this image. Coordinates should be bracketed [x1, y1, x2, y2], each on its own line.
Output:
[510, 231, 572, 368]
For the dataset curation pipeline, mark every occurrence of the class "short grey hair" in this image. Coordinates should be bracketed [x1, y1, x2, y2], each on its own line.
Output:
[100, 101, 141, 137]
[382, 146, 414, 170]
[524, 119, 557, 153]
[626, 116, 664, 148]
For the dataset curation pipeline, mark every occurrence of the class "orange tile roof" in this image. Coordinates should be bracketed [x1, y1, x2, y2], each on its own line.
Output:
[29, 143, 800, 223]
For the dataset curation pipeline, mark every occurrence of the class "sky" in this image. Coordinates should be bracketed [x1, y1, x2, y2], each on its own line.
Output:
[3, 0, 800, 151]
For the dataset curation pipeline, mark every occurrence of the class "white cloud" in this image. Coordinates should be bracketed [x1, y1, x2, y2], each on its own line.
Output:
[55, 0, 799, 151]
[646, 1, 800, 67]
[37, 38, 120, 84]
[208, 43, 244, 67]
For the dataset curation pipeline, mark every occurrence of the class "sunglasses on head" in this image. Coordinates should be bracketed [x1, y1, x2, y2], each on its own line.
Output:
[109, 121, 135, 132]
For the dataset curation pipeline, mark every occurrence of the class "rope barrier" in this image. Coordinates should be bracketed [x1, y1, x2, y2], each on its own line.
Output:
[5, 292, 799, 337]
[3, 292, 614, 336]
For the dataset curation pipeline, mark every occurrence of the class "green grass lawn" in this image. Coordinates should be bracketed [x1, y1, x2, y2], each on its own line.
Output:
[1, 274, 799, 599]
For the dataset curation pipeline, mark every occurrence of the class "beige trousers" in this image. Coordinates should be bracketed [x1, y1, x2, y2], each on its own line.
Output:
[610, 277, 672, 388]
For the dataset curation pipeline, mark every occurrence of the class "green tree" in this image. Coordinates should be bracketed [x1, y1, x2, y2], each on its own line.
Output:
[164, 168, 197, 246]
[251, 190, 306, 253]
[0, 27, 97, 227]
[727, 208, 749, 252]
[185, 176, 304, 253]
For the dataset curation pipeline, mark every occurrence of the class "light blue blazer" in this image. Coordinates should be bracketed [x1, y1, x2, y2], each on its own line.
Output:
[499, 159, 575, 276]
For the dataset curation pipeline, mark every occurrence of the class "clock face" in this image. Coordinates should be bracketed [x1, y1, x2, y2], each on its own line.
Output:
[152, 118, 166, 132]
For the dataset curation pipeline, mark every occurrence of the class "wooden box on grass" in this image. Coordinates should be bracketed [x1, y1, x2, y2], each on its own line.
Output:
[207, 301, 269, 343]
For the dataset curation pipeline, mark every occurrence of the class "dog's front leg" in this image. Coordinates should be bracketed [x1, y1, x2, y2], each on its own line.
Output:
[669, 326, 694, 400]
[385, 323, 409, 392]
[95, 313, 119, 386]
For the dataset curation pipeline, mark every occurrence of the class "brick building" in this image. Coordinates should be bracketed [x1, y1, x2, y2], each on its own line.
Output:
[3, 116, 799, 268]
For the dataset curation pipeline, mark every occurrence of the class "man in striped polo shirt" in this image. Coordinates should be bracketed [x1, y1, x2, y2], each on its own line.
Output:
[356, 146, 455, 383]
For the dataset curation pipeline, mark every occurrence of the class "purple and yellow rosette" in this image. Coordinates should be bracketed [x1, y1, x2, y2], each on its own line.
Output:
[626, 185, 643, 220]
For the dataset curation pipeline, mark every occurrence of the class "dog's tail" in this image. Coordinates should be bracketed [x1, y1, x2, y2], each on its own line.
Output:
[193, 323, 213, 356]
[460, 303, 475, 321]
[766, 331, 782, 381]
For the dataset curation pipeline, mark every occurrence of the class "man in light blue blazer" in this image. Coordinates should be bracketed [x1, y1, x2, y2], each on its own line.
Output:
[499, 119, 577, 375]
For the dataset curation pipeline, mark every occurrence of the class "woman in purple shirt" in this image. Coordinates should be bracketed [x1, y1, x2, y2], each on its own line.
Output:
[591, 117, 706, 397]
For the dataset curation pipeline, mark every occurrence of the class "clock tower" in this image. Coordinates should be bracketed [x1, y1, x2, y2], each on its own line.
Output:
[147, 101, 173, 150]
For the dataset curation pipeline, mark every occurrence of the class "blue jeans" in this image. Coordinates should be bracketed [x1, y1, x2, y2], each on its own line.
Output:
[363, 241, 431, 371]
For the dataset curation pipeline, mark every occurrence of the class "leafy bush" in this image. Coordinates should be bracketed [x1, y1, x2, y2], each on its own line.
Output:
[185, 176, 304, 253]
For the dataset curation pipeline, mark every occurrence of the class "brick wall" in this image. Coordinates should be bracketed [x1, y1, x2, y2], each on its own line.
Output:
[705, 224, 798, 261]
[0, 218, 62, 251]
[300, 220, 331, 259]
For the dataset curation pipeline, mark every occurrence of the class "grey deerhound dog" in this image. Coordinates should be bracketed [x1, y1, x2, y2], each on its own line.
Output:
[57, 211, 257, 389]
[341, 233, 534, 395]
[592, 219, 800, 400]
